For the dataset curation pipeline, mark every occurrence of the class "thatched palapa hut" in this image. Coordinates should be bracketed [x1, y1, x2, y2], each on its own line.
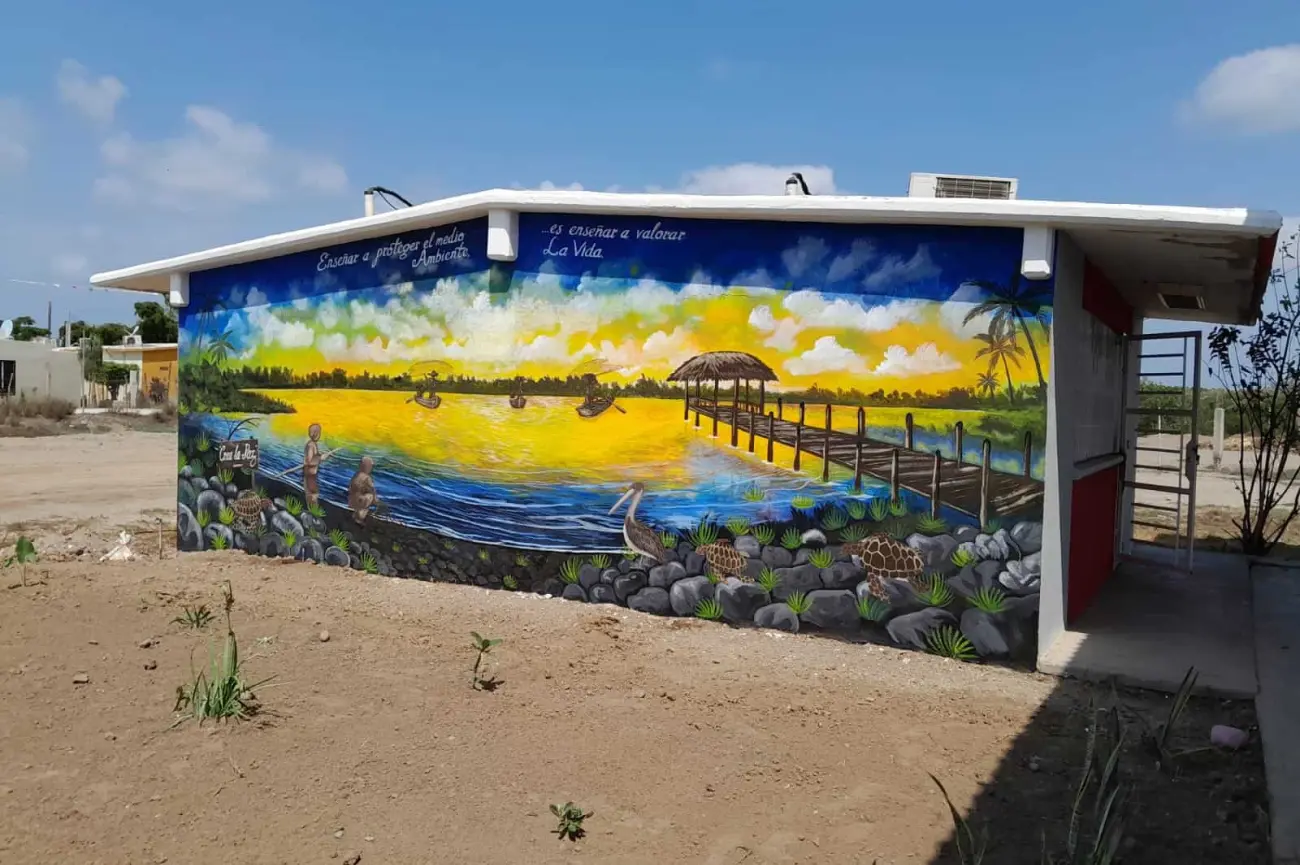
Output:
[667, 351, 779, 442]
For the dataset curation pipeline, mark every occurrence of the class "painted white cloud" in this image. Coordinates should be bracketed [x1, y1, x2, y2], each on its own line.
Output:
[863, 245, 940, 289]
[748, 305, 804, 351]
[749, 293, 927, 351]
[781, 237, 829, 278]
[938, 284, 994, 338]
[1184, 44, 1300, 134]
[827, 240, 876, 282]
[871, 343, 961, 377]
[676, 162, 839, 195]
[0, 97, 31, 172]
[56, 60, 126, 124]
[785, 336, 868, 376]
[95, 105, 349, 208]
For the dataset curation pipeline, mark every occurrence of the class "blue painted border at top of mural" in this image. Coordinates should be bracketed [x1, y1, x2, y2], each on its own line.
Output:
[515, 212, 1050, 305]
[187, 217, 490, 314]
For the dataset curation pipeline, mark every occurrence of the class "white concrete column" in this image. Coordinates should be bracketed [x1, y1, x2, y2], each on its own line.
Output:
[1213, 407, 1225, 470]
[486, 209, 519, 262]
[168, 272, 190, 309]
[1021, 227, 1056, 281]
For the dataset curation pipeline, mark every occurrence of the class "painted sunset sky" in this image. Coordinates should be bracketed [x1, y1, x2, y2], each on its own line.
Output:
[181, 215, 1055, 394]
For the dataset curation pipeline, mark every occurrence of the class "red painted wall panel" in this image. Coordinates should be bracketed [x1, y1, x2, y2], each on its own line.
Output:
[1067, 464, 1121, 622]
[1082, 261, 1133, 336]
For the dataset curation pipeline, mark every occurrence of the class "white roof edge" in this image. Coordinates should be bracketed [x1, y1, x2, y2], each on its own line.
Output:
[90, 188, 1286, 293]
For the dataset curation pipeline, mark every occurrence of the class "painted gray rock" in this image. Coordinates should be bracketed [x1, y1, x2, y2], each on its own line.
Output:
[946, 561, 1002, 600]
[857, 577, 926, 616]
[1010, 521, 1043, 555]
[960, 609, 1010, 657]
[259, 534, 288, 558]
[614, 572, 647, 603]
[886, 608, 957, 650]
[177, 503, 203, 552]
[177, 479, 198, 511]
[906, 533, 957, 570]
[669, 575, 715, 616]
[589, 583, 618, 604]
[682, 552, 706, 577]
[801, 590, 859, 630]
[734, 535, 761, 559]
[269, 511, 305, 539]
[578, 563, 602, 591]
[600, 568, 620, 585]
[999, 552, 1042, 594]
[716, 578, 768, 623]
[761, 547, 794, 569]
[771, 564, 822, 600]
[628, 587, 672, 616]
[754, 602, 800, 633]
[953, 525, 980, 544]
[561, 583, 589, 603]
[295, 538, 324, 563]
[324, 545, 350, 567]
[195, 489, 226, 522]
[820, 561, 860, 590]
[203, 524, 234, 551]
[648, 561, 687, 589]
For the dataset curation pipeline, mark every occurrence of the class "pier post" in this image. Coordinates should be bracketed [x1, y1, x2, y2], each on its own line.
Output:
[744, 380, 750, 412]
[890, 449, 900, 504]
[747, 409, 756, 453]
[777, 397, 784, 420]
[954, 421, 964, 464]
[712, 379, 719, 438]
[857, 406, 865, 439]
[822, 404, 832, 482]
[766, 412, 775, 462]
[683, 386, 690, 421]
[853, 441, 863, 492]
[798, 402, 806, 426]
[930, 451, 941, 519]
[793, 423, 803, 471]
[1022, 431, 1033, 478]
[905, 413, 914, 450]
[730, 378, 740, 447]
[694, 381, 701, 428]
[759, 381, 766, 415]
[980, 439, 992, 529]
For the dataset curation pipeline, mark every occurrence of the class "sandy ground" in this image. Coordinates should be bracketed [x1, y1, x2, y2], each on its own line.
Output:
[0, 431, 1274, 863]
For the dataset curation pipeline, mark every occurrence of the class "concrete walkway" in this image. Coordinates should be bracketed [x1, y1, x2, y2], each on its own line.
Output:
[1038, 548, 1257, 698]
[1254, 565, 1300, 865]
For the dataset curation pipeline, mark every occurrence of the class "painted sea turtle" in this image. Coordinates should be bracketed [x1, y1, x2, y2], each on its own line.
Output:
[841, 534, 924, 599]
[695, 539, 748, 581]
[232, 490, 266, 534]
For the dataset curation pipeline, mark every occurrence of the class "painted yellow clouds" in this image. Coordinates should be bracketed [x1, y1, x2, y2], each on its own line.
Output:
[237, 272, 1050, 393]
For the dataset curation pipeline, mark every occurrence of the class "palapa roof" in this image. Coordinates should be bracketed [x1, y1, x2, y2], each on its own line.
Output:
[667, 351, 779, 383]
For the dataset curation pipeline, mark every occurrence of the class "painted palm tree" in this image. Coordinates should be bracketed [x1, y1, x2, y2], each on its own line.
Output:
[976, 370, 1000, 400]
[974, 330, 1026, 404]
[205, 327, 235, 365]
[961, 274, 1051, 394]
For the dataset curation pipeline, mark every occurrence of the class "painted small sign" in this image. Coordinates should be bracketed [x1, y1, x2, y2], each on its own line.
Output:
[217, 438, 260, 471]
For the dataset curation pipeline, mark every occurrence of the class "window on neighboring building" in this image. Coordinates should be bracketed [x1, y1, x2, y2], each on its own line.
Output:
[0, 359, 15, 396]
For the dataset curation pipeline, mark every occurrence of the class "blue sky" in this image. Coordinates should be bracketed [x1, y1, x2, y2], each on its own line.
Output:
[0, 0, 1296, 340]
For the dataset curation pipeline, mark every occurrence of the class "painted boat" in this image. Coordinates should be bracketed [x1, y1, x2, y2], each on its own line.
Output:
[414, 394, 442, 410]
[509, 394, 527, 409]
[576, 396, 615, 418]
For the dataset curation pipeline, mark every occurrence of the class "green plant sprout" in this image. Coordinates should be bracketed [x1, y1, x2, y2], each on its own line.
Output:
[969, 586, 1007, 613]
[173, 582, 273, 723]
[195, 432, 211, 453]
[417, 555, 429, 566]
[752, 523, 776, 546]
[756, 567, 780, 594]
[867, 497, 890, 522]
[174, 604, 215, 629]
[470, 631, 503, 691]
[589, 553, 612, 570]
[514, 553, 531, 567]
[360, 552, 379, 574]
[840, 523, 871, 544]
[725, 516, 752, 537]
[195, 509, 211, 529]
[3, 536, 37, 586]
[559, 558, 582, 584]
[306, 500, 326, 518]
[889, 500, 909, 518]
[820, 507, 848, 532]
[925, 625, 976, 661]
[658, 530, 678, 550]
[477, 548, 491, 562]
[983, 517, 1002, 534]
[255, 486, 269, 501]
[281, 530, 298, 550]
[283, 495, 303, 517]
[785, 591, 812, 615]
[951, 547, 977, 568]
[846, 500, 869, 521]
[392, 542, 402, 553]
[217, 467, 234, 485]
[550, 802, 591, 842]
[687, 518, 720, 548]
[502, 574, 518, 591]
[857, 595, 891, 623]
[741, 484, 766, 502]
[623, 548, 640, 561]
[705, 568, 723, 585]
[791, 494, 816, 511]
[930, 773, 989, 863]
[779, 527, 802, 550]
[916, 514, 947, 535]
[886, 519, 911, 541]
[328, 529, 350, 551]
[1132, 666, 1202, 769]
[916, 573, 953, 607]
[177, 453, 188, 473]
[807, 548, 834, 569]
[694, 597, 724, 620]
[209, 534, 229, 551]
[442, 539, 456, 551]
[218, 506, 235, 526]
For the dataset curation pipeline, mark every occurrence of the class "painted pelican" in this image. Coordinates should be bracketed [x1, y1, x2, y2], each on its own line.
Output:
[608, 482, 668, 564]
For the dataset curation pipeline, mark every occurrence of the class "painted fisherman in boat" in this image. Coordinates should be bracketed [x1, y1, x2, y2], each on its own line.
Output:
[580, 373, 599, 409]
[414, 369, 440, 401]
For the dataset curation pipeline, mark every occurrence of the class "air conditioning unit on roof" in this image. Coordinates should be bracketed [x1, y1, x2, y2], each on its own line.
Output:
[908, 172, 1018, 200]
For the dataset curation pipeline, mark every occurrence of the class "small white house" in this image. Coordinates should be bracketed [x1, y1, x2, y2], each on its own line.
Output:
[0, 338, 84, 403]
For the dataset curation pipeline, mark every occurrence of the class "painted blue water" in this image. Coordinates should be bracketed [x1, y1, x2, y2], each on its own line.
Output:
[186, 414, 1027, 553]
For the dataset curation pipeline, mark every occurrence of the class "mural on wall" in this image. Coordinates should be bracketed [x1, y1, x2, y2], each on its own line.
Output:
[176, 212, 1052, 662]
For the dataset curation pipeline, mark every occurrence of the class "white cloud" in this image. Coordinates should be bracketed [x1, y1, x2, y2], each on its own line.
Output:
[56, 60, 126, 124]
[781, 237, 829, 277]
[95, 105, 349, 208]
[677, 162, 839, 195]
[871, 343, 960, 377]
[1185, 44, 1300, 134]
[51, 252, 88, 277]
[827, 240, 876, 282]
[749, 292, 926, 351]
[863, 245, 940, 289]
[538, 180, 585, 191]
[785, 336, 868, 376]
[748, 305, 804, 351]
[0, 97, 31, 172]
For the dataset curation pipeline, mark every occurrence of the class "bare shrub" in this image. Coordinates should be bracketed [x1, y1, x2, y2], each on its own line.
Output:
[0, 393, 76, 422]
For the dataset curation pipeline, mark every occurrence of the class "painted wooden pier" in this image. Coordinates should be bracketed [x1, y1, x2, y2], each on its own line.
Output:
[686, 396, 1044, 523]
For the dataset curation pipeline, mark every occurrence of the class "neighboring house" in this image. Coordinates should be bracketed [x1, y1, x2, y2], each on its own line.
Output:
[101, 342, 179, 405]
[90, 178, 1283, 672]
[0, 338, 83, 403]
